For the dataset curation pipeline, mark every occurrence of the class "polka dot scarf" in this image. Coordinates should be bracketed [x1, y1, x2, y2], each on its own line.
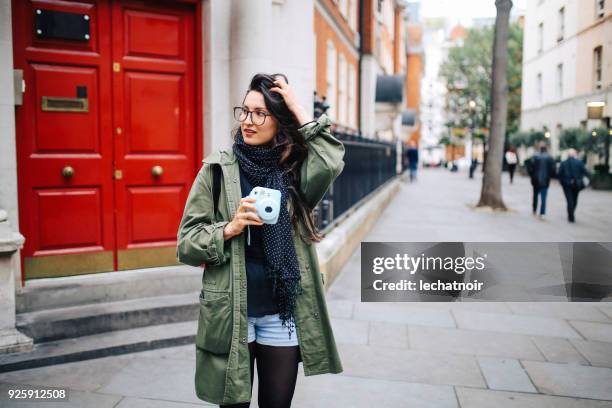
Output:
[232, 130, 303, 340]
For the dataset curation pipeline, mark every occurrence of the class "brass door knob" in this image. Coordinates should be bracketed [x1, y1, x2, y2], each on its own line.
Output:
[62, 166, 75, 179]
[151, 165, 163, 177]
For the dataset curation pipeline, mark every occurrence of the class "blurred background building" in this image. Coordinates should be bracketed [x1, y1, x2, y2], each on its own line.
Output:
[521, 0, 611, 159]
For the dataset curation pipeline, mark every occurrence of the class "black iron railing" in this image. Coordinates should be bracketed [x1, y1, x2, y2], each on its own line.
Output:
[313, 131, 399, 231]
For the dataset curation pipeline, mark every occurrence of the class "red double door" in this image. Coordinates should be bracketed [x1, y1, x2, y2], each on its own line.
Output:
[13, 0, 200, 279]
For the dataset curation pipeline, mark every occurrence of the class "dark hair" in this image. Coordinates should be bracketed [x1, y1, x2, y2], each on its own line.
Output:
[539, 144, 548, 153]
[232, 73, 323, 242]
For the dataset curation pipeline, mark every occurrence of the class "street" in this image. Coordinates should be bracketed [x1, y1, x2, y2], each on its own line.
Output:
[1, 169, 611, 407]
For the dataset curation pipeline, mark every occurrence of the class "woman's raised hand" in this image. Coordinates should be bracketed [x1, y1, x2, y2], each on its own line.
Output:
[223, 197, 264, 240]
[270, 77, 313, 127]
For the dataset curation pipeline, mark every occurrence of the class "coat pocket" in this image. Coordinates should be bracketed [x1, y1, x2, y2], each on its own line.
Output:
[195, 290, 232, 355]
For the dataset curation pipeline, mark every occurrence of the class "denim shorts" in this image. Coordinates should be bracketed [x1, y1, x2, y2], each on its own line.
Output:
[247, 313, 299, 347]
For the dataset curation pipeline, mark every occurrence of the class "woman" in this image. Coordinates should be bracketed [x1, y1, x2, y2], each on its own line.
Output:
[505, 145, 518, 184]
[176, 73, 345, 407]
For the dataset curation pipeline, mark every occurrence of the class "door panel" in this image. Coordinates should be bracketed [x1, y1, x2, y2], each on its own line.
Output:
[14, 0, 115, 279]
[13, 0, 198, 279]
[111, 0, 195, 270]
[36, 188, 103, 250]
[33, 65, 99, 152]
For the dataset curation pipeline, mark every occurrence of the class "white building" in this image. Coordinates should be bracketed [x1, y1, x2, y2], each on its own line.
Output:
[521, 0, 612, 158]
[420, 27, 448, 148]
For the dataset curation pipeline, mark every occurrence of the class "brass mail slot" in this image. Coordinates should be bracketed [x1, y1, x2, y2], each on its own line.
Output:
[41, 96, 89, 112]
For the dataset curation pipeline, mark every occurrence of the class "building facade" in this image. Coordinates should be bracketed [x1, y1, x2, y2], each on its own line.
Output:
[0, 0, 421, 352]
[521, 0, 611, 157]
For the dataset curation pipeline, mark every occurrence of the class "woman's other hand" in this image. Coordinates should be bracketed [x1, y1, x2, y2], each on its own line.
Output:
[223, 197, 264, 240]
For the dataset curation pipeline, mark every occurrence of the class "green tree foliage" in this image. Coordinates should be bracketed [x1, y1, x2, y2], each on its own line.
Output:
[508, 131, 529, 147]
[440, 22, 523, 137]
[559, 127, 590, 151]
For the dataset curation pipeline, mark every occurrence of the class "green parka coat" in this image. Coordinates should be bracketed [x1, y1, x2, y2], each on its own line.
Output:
[175, 113, 345, 405]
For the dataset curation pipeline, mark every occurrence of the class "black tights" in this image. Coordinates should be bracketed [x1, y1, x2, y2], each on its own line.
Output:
[220, 341, 300, 408]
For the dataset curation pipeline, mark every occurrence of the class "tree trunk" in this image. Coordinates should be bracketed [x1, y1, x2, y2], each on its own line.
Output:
[477, 0, 512, 210]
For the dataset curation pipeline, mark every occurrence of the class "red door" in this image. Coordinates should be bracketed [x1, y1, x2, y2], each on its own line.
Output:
[13, 0, 199, 279]
[110, 1, 196, 270]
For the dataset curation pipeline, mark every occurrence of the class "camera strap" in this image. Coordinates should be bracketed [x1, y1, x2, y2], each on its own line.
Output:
[212, 164, 221, 222]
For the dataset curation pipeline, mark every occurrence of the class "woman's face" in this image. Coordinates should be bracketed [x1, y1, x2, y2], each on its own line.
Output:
[240, 91, 278, 147]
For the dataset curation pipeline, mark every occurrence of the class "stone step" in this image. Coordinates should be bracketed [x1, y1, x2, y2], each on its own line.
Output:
[0, 321, 196, 373]
[16, 292, 199, 343]
[16, 265, 203, 313]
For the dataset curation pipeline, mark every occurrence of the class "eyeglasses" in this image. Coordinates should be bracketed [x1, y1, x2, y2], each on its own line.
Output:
[233, 106, 272, 126]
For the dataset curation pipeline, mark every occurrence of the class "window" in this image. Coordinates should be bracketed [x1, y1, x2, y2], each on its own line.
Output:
[538, 22, 544, 54]
[338, 54, 347, 124]
[556, 63, 563, 98]
[537, 72, 543, 104]
[596, 0, 605, 18]
[348, 64, 356, 128]
[594, 46, 603, 90]
[340, 0, 347, 19]
[314, 33, 317, 84]
[557, 7, 565, 42]
[348, 0, 357, 31]
[326, 41, 337, 121]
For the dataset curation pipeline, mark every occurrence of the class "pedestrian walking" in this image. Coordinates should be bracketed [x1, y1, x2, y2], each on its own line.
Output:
[525, 144, 556, 219]
[406, 140, 419, 182]
[505, 145, 518, 184]
[176, 73, 344, 407]
[469, 157, 479, 179]
[558, 148, 590, 223]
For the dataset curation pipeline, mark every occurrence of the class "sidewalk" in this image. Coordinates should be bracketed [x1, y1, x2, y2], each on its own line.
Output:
[1, 169, 611, 407]
[320, 168, 612, 407]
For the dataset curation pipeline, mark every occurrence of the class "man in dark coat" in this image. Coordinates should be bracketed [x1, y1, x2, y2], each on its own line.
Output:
[525, 144, 556, 218]
[558, 148, 590, 223]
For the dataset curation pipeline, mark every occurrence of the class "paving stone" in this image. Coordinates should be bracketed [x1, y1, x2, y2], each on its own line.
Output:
[414, 302, 513, 314]
[453, 310, 582, 338]
[368, 321, 409, 348]
[353, 302, 456, 328]
[337, 343, 485, 388]
[506, 302, 611, 323]
[456, 387, 612, 408]
[570, 339, 612, 368]
[293, 373, 458, 408]
[530, 336, 588, 365]
[96, 357, 201, 404]
[408, 326, 543, 360]
[598, 306, 612, 321]
[115, 396, 213, 407]
[0, 355, 131, 392]
[477, 357, 537, 393]
[569, 320, 612, 343]
[0, 383, 121, 408]
[326, 299, 354, 319]
[329, 317, 369, 345]
[523, 360, 612, 401]
[125, 344, 195, 361]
